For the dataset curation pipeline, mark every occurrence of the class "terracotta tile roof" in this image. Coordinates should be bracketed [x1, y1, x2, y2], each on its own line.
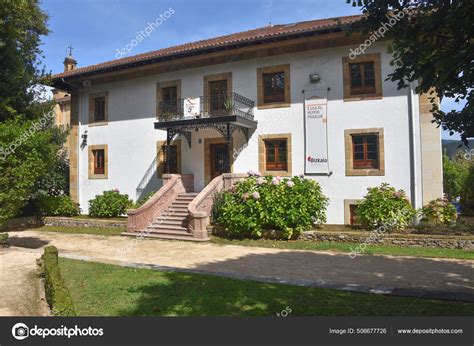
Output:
[52, 14, 362, 80]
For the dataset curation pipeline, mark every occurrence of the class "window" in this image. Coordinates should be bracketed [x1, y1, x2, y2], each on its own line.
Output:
[203, 73, 232, 116]
[263, 72, 285, 103]
[88, 92, 108, 125]
[344, 128, 385, 176]
[92, 149, 105, 174]
[156, 80, 181, 119]
[93, 97, 106, 122]
[156, 140, 181, 178]
[163, 145, 178, 174]
[88, 145, 108, 179]
[342, 53, 382, 101]
[349, 204, 360, 226]
[349, 62, 375, 95]
[352, 134, 379, 169]
[257, 64, 290, 109]
[265, 139, 287, 171]
[344, 199, 362, 225]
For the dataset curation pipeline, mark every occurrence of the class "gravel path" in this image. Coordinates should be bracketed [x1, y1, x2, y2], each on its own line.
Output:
[6, 230, 474, 302]
[0, 247, 49, 316]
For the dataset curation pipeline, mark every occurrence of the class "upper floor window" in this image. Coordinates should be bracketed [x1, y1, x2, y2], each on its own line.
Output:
[263, 72, 285, 103]
[349, 62, 376, 95]
[257, 64, 290, 109]
[88, 92, 108, 125]
[93, 97, 106, 122]
[156, 80, 181, 119]
[342, 53, 382, 101]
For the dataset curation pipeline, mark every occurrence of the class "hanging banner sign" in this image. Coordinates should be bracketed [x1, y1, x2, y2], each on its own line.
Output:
[304, 90, 329, 174]
[183, 97, 201, 118]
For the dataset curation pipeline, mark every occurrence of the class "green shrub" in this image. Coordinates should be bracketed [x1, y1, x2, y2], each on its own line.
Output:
[356, 183, 416, 231]
[421, 198, 457, 225]
[136, 190, 156, 207]
[35, 195, 80, 216]
[460, 164, 474, 215]
[0, 232, 8, 247]
[88, 189, 133, 218]
[213, 174, 329, 239]
[41, 246, 76, 316]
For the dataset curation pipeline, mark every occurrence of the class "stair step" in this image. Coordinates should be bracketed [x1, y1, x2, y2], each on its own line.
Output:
[122, 232, 208, 242]
[152, 221, 189, 227]
[147, 228, 192, 236]
[172, 201, 192, 205]
[179, 193, 198, 196]
[162, 215, 189, 221]
[149, 224, 188, 231]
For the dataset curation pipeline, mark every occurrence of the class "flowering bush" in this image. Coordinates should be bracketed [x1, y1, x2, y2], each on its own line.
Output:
[88, 189, 133, 218]
[421, 198, 457, 225]
[356, 183, 416, 231]
[213, 173, 329, 239]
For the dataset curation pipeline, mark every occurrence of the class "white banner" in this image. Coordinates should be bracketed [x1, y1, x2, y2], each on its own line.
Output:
[183, 97, 200, 118]
[304, 90, 329, 174]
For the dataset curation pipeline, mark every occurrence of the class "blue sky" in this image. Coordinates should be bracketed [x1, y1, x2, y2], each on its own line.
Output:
[40, 0, 461, 139]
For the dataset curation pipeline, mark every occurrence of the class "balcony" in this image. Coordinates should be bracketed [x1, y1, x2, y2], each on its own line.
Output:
[154, 92, 257, 145]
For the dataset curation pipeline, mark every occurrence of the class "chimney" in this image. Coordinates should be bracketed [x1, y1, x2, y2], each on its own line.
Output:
[63, 45, 77, 72]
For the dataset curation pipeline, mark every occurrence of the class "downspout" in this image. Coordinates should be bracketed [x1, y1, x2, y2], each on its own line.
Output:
[407, 82, 417, 209]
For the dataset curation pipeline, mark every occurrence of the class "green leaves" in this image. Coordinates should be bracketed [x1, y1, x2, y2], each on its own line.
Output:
[88, 190, 134, 218]
[213, 175, 329, 239]
[356, 183, 416, 231]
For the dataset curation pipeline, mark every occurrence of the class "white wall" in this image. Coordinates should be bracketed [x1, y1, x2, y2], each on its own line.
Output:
[77, 41, 424, 223]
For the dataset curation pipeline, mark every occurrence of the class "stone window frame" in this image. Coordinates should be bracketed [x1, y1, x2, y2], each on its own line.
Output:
[88, 144, 108, 179]
[345, 128, 385, 176]
[88, 91, 109, 126]
[257, 64, 291, 109]
[342, 53, 382, 101]
[258, 133, 292, 177]
[344, 199, 362, 225]
[156, 139, 181, 178]
[156, 80, 181, 119]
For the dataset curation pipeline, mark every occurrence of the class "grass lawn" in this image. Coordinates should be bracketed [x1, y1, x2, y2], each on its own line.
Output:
[59, 258, 474, 316]
[36, 226, 124, 236]
[211, 236, 474, 260]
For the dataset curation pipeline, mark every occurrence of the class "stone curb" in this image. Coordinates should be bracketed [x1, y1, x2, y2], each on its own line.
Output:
[59, 252, 474, 303]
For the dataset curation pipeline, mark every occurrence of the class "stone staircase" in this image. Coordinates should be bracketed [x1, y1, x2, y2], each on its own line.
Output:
[144, 192, 199, 241]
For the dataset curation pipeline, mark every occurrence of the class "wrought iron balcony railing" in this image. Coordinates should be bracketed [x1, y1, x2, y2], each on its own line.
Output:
[157, 92, 254, 122]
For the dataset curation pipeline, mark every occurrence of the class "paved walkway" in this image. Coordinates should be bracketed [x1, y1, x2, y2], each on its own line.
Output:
[7, 230, 474, 302]
[0, 247, 49, 316]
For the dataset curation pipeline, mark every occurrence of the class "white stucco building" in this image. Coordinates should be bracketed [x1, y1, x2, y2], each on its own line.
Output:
[52, 15, 442, 239]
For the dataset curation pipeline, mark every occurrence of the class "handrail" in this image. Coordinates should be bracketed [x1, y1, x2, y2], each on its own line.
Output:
[127, 174, 193, 233]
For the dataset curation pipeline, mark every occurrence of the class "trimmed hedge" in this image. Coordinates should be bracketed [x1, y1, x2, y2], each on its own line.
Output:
[0, 232, 8, 247]
[42, 246, 76, 316]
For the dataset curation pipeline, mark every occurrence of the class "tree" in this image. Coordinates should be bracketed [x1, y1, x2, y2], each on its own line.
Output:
[461, 164, 474, 215]
[442, 152, 470, 201]
[0, 0, 67, 225]
[347, 0, 474, 144]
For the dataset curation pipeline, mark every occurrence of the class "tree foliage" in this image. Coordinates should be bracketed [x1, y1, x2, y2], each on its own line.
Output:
[347, 0, 474, 143]
[0, 0, 67, 225]
[442, 151, 470, 201]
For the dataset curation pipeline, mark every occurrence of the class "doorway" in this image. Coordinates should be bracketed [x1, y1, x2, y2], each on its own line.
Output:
[210, 143, 230, 179]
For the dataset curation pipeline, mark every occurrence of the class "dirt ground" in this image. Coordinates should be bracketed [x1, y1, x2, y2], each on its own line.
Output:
[0, 247, 49, 316]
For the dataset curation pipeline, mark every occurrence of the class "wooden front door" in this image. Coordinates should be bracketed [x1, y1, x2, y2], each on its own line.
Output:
[210, 143, 230, 179]
[209, 80, 227, 115]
